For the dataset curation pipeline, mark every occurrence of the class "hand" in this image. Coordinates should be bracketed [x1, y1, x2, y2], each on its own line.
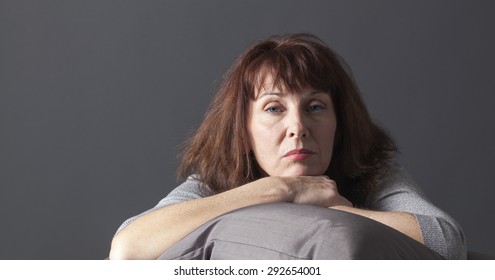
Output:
[276, 176, 352, 207]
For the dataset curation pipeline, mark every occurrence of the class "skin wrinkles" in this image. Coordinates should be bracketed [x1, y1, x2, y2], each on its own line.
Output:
[247, 75, 337, 177]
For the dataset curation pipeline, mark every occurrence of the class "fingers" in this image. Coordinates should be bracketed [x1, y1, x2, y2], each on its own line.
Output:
[281, 175, 346, 207]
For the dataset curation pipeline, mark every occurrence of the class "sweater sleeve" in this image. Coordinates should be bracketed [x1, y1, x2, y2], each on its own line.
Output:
[115, 176, 213, 234]
[364, 161, 467, 259]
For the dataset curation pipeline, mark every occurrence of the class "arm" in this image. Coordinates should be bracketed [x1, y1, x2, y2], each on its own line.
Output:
[109, 176, 350, 260]
[359, 162, 467, 259]
[330, 205, 424, 244]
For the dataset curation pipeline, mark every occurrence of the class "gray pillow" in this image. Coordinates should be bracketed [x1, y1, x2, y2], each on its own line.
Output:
[158, 202, 443, 259]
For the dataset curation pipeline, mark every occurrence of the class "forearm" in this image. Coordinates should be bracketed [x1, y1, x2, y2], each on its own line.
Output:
[330, 205, 424, 244]
[109, 175, 350, 260]
[109, 177, 288, 260]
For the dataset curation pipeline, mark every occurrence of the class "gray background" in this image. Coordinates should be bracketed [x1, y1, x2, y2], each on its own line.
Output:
[1, 0, 494, 259]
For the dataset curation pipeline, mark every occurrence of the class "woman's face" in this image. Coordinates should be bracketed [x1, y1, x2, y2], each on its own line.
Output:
[247, 75, 337, 177]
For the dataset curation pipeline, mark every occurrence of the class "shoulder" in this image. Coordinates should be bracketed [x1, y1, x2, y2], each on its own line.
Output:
[154, 175, 215, 207]
[364, 159, 462, 233]
[364, 159, 429, 211]
[364, 160, 467, 259]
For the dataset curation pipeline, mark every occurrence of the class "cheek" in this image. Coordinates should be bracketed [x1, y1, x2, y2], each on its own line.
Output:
[250, 125, 280, 152]
[248, 119, 284, 173]
[249, 112, 282, 147]
[328, 123, 337, 144]
[317, 120, 337, 159]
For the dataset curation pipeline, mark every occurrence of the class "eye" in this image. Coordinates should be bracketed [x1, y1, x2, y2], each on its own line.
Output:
[307, 103, 325, 112]
[265, 105, 283, 113]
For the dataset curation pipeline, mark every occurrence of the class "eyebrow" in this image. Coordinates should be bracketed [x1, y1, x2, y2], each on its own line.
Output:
[257, 90, 327, 100]
[257, 92, 282, 99]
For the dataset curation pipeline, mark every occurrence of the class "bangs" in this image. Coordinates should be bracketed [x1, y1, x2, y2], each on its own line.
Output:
[243, 43, 333, 99]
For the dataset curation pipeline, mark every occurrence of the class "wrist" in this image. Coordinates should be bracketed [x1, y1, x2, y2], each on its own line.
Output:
[249, 176, 292, 204]
[273, 176, 293, 202]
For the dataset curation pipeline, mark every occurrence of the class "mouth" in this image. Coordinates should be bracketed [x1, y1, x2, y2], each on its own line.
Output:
[283, 149, 316, 160]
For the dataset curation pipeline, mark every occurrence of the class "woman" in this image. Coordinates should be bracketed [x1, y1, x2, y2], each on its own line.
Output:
[109, 33, 466, 260]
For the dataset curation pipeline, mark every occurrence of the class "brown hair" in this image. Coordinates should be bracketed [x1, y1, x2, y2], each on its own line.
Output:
[177, 33, 396, 205]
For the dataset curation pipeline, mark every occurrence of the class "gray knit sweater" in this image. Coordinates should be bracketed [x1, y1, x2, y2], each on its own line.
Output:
[117, 161, 467, 259]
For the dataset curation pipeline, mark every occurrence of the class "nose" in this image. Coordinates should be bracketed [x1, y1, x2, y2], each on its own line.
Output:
[286, 110, 308, 139]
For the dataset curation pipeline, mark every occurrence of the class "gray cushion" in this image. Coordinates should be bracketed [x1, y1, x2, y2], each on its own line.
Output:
[159, 202, 443, 259]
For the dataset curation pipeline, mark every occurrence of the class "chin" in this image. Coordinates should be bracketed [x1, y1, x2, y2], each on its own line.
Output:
[280, 166, 324, 177]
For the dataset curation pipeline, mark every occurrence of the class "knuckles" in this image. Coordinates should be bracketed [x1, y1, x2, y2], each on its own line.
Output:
[277, 175, 343, 207]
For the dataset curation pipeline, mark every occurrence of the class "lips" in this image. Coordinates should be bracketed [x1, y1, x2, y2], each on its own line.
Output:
[283, 149, 315, 160]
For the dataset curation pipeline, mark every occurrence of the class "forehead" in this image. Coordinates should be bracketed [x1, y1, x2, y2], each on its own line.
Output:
[254, 71, 306, 98]
[253, 71, 327, 100]
[256, 73, 277, 92]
